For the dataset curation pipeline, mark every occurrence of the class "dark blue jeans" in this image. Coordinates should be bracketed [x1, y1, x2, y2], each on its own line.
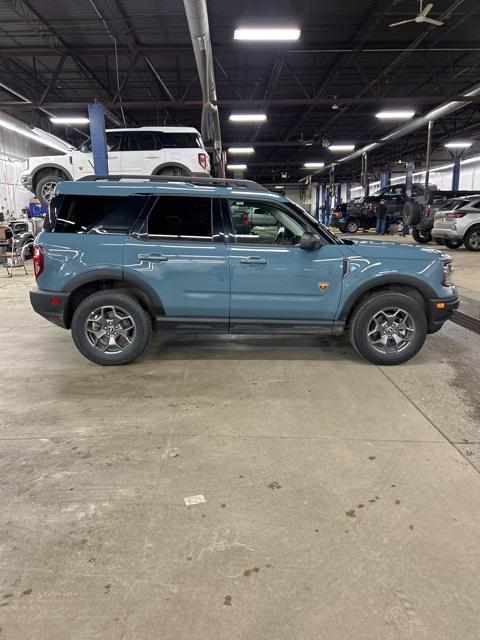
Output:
[376, 217, 386, 235]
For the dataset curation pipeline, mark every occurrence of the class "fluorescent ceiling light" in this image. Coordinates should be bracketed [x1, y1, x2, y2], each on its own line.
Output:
[234, 28, 301, 41]
[375, 110, 415, 120]
[50, 116, 89, 125]
[303, 162, 325, 168]
[444, 141, 472, 149]
[227, 164, 247, 170]
[328, 144, 355, 152]
[0, 117, 70, 152]
[228, 147, 255, 154]
[229, 114, 267, 123]
[274, 185, 285, 189]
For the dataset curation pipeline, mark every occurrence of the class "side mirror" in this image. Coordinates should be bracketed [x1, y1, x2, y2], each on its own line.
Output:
[300, 231, 322, 251]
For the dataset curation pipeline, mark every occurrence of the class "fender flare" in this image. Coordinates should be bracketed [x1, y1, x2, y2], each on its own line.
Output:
[62, 268, 165, 316]
[151, 161, 192, 175]
[32, 163, 73, 187]
[338, 274, 439, 321]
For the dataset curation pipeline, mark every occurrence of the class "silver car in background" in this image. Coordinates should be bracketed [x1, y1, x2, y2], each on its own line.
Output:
[432, 195, 480, 251]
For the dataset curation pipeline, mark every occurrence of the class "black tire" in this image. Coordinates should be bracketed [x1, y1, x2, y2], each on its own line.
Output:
[20, 242, 33, 261]
[349, 292, 428, 365]
[412, 228, 432, 244]
[444, 239, 463, 250]
[35, 173, 65, 207]
[71, 290, 152, 366]
[463, 227, 480, 251]
[403, 201, 421, 226]
[157, 166, 189, 177]
[345, 219, 359, 233]
[434, 238, 445, 246]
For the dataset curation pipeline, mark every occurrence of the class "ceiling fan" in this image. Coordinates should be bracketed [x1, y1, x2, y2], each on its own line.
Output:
[389, 1, 444, 28]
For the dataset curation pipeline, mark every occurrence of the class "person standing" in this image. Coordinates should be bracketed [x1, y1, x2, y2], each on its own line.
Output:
[376, 199, 388, 235]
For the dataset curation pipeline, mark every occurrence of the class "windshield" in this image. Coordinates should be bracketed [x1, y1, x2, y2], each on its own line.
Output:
[286, 199, 343, 244]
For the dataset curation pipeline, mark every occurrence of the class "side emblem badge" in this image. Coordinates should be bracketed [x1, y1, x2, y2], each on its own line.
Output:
[317, 282, 329, 291]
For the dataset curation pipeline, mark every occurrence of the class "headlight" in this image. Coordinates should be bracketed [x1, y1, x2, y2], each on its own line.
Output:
[442, 259, 454, 286]
[21, 159, 29, 170]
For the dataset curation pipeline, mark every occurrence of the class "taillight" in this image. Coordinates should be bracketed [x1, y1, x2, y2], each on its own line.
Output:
[33, 244, 44, 278]
[449, 211, 466, 218]
[242, 213, 249, 226]
[198, 152, 208, 170]
[423, 207, 430, 217]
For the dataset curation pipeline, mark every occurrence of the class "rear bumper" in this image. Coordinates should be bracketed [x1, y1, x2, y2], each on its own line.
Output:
[428, 294, 459, 333]
[30, 287, 70, 328]
[432, 228, 462, 240]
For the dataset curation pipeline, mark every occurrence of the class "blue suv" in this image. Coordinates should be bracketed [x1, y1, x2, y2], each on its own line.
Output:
[30, 176, 458, 366]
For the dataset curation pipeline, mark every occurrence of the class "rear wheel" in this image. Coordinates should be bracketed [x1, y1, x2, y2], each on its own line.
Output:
[156, 166, 189, 177]
[444, 239, 463, 250]
[412, 228, 432, 244]
[349, 292, 428, 365]
[463, 227, 480, 251]
[71, 290, 152, 365]
[345, 219, 359, 233]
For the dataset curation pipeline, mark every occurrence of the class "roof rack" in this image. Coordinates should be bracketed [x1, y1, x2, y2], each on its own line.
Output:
[78, 174, 269, 193]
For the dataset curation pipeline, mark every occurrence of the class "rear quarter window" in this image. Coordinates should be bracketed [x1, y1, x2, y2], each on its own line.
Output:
[158, 132, 203, 148]
[49, 195, 149, 234]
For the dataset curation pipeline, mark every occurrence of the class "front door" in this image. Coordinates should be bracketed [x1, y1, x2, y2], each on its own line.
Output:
[123, 195, 229, 329]
[224, 198, 345, 330]
[70, 131, 122, 178]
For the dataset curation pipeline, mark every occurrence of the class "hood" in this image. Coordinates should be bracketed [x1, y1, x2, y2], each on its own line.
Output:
[345, 238, 450, 261]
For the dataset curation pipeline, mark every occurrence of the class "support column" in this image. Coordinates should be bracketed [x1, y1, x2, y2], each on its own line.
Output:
[424, 120, 433, 202]
[87, 102, 108, 175]
[379, 168, 391, 188]
[315, 183, 320, 220]
[405, 162, 414, 201]
[335, 184, 341, 207]
[452, 157, 461, 191]
[346, 180, 352, 202]
[361, 153, 369, 197]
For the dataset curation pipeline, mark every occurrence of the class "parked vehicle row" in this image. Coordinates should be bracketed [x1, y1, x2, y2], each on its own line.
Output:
[19, 126, 210, 207]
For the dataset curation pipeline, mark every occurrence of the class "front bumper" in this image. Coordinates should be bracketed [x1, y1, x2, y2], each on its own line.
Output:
[427, 294, 459, 333]
[30, 287, 70, 328]
[19, 173, 33, 191]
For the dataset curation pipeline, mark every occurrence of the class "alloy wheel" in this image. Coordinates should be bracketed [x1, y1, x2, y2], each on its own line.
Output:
[85, 305, 136, 354]
[41, 181, 58, 202]
[367, 307, 415, 355]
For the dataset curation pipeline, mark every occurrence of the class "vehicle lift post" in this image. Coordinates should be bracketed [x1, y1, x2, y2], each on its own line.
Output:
[451, 156, 461, 192]
[380, 168, 391, 188]
[424, 120, 433, 203]
[87, 102, 109, 175]
[361, 152, 369, 197]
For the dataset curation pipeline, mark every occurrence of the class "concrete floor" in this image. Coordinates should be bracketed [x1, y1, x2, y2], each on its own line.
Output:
[1, 245, 480, 639]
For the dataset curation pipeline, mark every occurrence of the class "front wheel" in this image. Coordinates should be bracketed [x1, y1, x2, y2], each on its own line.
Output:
[463, 228, 480, 251]
[412, 228, 432, 244]
[71, 290, 152, 365]
[349, 292, 427, 365]
[35, 173, 63, 207]
[444, 239, 463, 250]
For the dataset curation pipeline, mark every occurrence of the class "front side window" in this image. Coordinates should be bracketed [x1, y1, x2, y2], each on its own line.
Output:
[106, 132, 123, 152]
[228, 200, 305, 245]
[147, 196, 212, 239]
[52, 195, 148, 234]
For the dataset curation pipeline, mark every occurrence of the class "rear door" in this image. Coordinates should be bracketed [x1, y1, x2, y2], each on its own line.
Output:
[224, 198, 345, 328]
[123, 195, 229, 328]
[120, 131, 163, 175]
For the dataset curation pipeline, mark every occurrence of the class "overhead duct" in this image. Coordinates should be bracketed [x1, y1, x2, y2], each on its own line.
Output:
[312, 81, 480, 176]
[183, 0, 223, 176]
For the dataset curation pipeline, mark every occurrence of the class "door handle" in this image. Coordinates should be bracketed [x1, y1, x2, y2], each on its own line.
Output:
[240, 256, 267, 265]
[138, 253, 168, 262]
[108, 154, 119, 158]
[146, 155, 160, 159]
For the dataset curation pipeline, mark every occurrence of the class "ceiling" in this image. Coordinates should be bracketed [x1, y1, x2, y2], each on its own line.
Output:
[0, 0, 479, 182]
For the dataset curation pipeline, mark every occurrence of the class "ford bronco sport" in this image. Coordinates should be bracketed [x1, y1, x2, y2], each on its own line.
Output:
[30, 175, 458, 366]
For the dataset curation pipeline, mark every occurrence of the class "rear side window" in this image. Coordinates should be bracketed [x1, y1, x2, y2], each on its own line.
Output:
[158, 132, 203, 148]
[51, 195, 148, 234]
[125, 131, 159, 151]
[439, 200, 468, 211]
[147, 196, 212, 239]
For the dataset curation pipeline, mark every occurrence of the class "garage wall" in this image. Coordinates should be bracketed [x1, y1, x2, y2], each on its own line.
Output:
[0, 114, 58, 218]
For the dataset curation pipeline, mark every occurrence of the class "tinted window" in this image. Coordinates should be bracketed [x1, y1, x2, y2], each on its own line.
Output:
[52, 195, 148, 234]
[126, 131, 159, 151]
[147, 196, 212, 238]
[439, 200, 468, 212]
[228, 199, 305, 245]
[159, 132, 203, 148]
[106, 132, 123, 152]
